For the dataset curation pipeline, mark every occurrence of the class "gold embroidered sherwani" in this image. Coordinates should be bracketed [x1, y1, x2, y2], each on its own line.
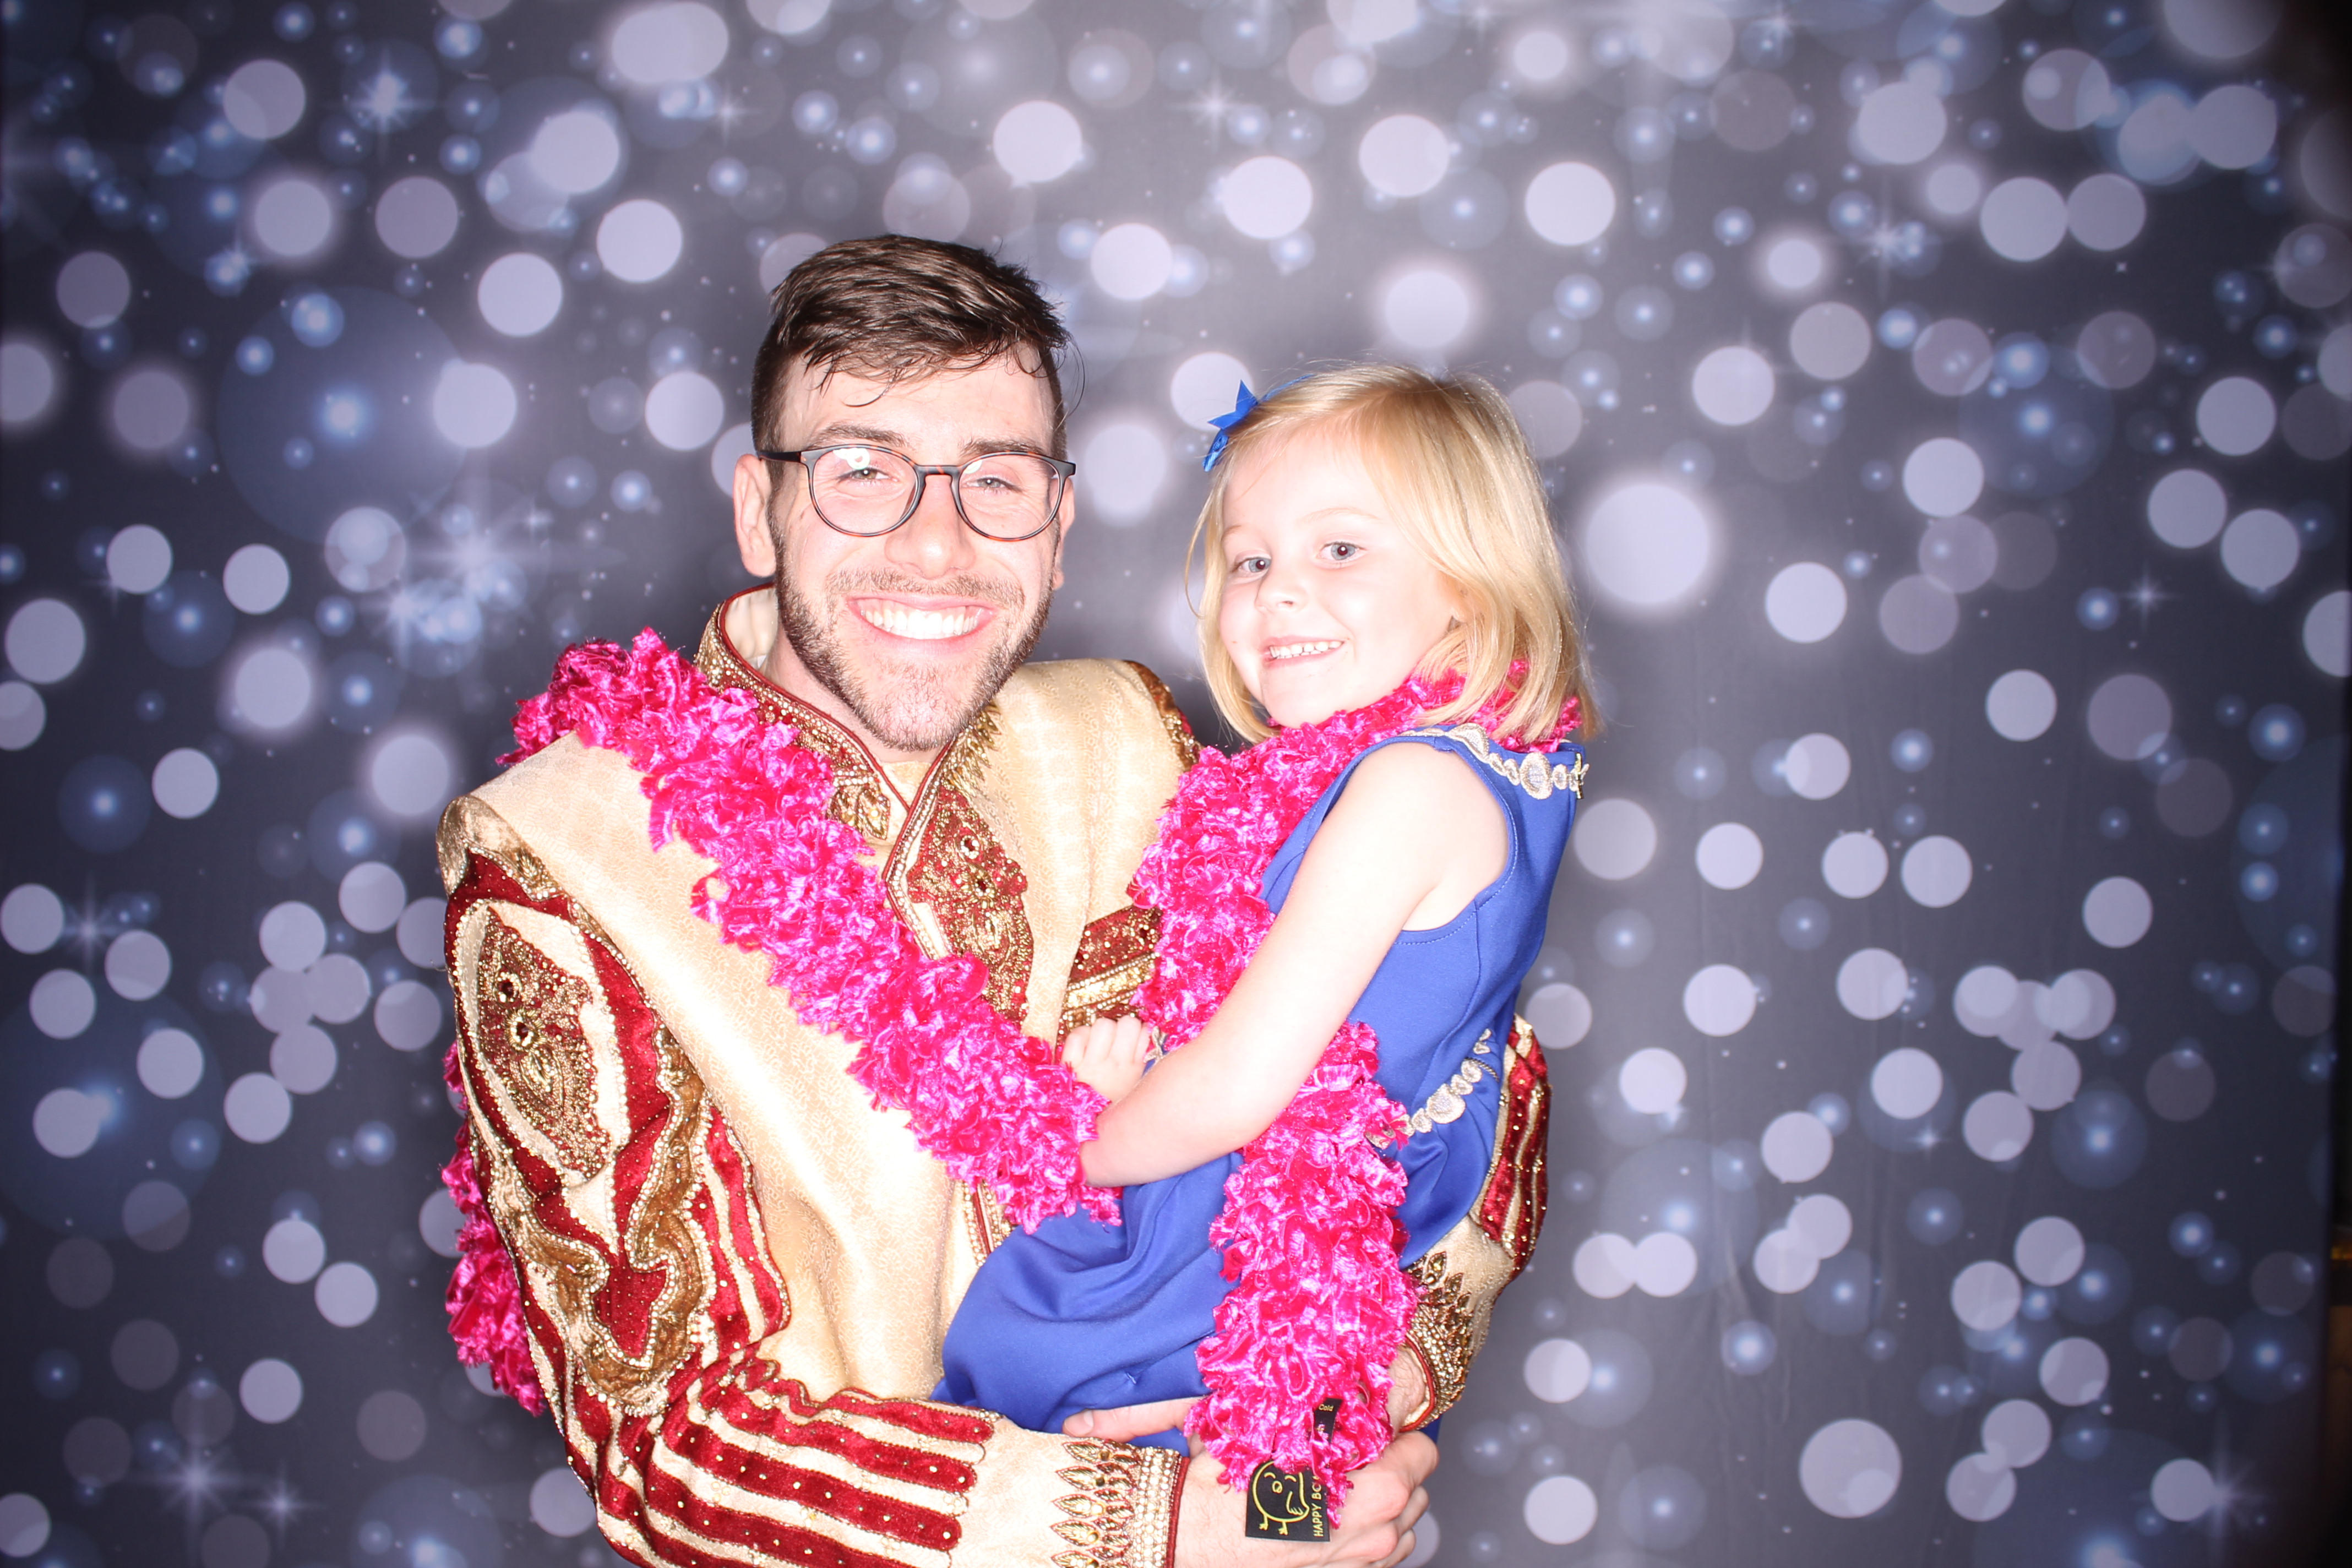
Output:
[436, 589, 1549, 1568]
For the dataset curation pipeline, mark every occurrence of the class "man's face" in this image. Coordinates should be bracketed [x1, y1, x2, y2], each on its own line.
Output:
[731, 353, 1071, 762]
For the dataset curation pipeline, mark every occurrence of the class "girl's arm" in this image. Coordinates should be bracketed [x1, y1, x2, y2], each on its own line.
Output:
[1081, 741, 1507, 1188]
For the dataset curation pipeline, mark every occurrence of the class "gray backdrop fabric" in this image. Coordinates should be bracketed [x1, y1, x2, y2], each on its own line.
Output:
[2, 2, 2345, 1566]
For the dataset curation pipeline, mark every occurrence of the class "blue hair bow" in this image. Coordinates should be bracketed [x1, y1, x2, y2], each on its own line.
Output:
[1202, 380, 1260, 473]
[1202, 376, 1311, 472]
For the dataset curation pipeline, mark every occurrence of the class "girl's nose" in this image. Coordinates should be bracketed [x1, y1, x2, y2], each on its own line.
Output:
[1255, 561, 1304, 608]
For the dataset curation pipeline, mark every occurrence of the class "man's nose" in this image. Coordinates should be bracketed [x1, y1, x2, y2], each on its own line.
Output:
[883, 470, 978, 576]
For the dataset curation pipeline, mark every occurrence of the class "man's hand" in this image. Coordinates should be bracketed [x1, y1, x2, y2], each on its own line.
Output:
[1062, 1014, 1153, 1102]
[1172, 1431, 1436, 1568]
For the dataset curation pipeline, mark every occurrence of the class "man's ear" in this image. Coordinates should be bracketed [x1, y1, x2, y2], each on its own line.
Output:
[732, 453, 780, 578]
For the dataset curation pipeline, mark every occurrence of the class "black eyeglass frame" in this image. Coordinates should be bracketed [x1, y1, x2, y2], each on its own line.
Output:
[755, 444, 1077, 543]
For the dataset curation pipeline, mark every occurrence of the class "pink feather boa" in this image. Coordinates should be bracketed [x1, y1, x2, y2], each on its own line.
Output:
[1133, 671, 1578, 1504]
[444, 631, 1118, 1408]
[441, 630, 1576, 1499]
[439, 1113, 543, 1413]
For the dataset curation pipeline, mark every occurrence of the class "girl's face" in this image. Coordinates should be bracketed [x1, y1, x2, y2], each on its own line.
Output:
[1216, 429, 1466, 728]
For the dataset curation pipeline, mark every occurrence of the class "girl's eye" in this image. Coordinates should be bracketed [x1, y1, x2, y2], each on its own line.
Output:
[1229, 555, 1269, 576]
[1325, 541, 1361, 562]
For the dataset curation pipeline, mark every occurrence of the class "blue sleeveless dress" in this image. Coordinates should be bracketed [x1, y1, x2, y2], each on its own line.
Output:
[935, 726, 1581, 1448]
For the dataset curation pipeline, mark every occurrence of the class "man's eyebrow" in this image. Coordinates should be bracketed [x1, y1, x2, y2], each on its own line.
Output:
[803, 422, 904, 450]
[801, 426, 1053, 462]
[961, 435, 1052, 460]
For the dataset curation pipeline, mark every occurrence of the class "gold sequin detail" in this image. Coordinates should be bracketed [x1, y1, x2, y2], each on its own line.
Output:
[894, 709, 1033, 1020]
[1407, 1029, 1495, 1136]
[1053, 1442, 1183, 1568]
[1398, 724, 1586, 801]
[1058, 905, 1162, 1037]
[475, 914, 604, 1174]
[1402, 1251, 1482, 1423]
[473, 1017, 715, 1419]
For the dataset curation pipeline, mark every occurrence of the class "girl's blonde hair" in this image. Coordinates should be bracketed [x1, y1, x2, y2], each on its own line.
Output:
[1192, 363, 1597, 745]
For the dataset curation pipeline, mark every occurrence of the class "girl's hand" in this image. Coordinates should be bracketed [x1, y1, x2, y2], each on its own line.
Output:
[1062, 1014, 1152, 1102]
[1062, 1396, 1198, 1442]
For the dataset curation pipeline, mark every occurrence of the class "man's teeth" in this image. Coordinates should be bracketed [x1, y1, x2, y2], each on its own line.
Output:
[1266, 641, 1342, 661]
[861, 603, 981, 640]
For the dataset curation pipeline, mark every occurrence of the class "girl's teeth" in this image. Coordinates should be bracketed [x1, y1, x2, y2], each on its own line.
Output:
[1267, 641, 1340, 661]
[862, 603, 979, 640]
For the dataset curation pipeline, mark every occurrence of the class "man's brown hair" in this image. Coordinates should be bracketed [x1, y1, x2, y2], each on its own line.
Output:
[752, 235, 1072, 456]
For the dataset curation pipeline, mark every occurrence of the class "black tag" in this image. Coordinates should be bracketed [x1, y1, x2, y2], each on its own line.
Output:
[1244, 1464, 1329, 1541]
[1242, 1401, 1341, 1542]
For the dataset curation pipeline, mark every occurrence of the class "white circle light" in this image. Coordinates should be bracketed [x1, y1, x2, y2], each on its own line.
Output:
[596, 199, 684, 284]
[1358, 115, 1451, 198]
[1524, 162, 1616, 247]
[477, 253, 564, 337]
[993, 100, 1085, 185]
[432, 362, 518, 448]
[1579, 481, 1713, 615]
[1379, 268, 1474, 350]
[1220, 156, 1314, 240]
[1690, 346, 1776, 427]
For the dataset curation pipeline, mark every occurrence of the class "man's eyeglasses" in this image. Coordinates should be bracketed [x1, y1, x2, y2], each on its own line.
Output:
[757, 444, 1076, 543]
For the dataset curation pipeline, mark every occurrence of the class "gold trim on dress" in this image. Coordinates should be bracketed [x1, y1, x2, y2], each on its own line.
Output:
[1397, 723, 1586, 801]
[1406, 1028, 1495, 1137]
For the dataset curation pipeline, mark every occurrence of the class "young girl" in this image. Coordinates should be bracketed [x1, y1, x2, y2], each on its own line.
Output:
[937, 364, 1594, 1504]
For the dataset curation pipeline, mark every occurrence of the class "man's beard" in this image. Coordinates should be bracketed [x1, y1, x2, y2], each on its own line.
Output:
[777, 566, 1049, 754]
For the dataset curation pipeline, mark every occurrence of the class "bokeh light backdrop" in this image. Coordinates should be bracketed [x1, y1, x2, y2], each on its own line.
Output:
[2, 1, 2347, 1565]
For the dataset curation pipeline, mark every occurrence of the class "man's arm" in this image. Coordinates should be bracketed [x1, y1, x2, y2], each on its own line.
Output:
[1393, 1016, 1552, 1430]
[444, 847, 1189, 1568]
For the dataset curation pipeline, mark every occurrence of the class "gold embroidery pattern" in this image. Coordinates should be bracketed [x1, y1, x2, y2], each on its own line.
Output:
[1407, 1028, 1494, 1136]
[1127, 661, 1201, 770]
[1398, 724, 1586, 801]
[494, 1023, 714, 1418]
[964, 1182, 1012, 1261]
[896, 710, 1034, 1021]
[1478, 1018, 1550, 1276]
[476, 914, 605, 1174]
[1058, 905, 1162, 1036]
[1053, 1442, 1183, 1568]
[696, 613, 895, 846]
[1401, 1252, 1482, 1424]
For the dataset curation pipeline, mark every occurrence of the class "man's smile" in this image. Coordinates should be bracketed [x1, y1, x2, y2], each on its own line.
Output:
[850, 597, 992, 643]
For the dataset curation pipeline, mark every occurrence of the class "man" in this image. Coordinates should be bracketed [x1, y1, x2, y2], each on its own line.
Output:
[436, 236, 1549, 1568]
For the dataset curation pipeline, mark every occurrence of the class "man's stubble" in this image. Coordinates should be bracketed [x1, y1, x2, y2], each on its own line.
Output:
[774, 551, 1053, 756]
